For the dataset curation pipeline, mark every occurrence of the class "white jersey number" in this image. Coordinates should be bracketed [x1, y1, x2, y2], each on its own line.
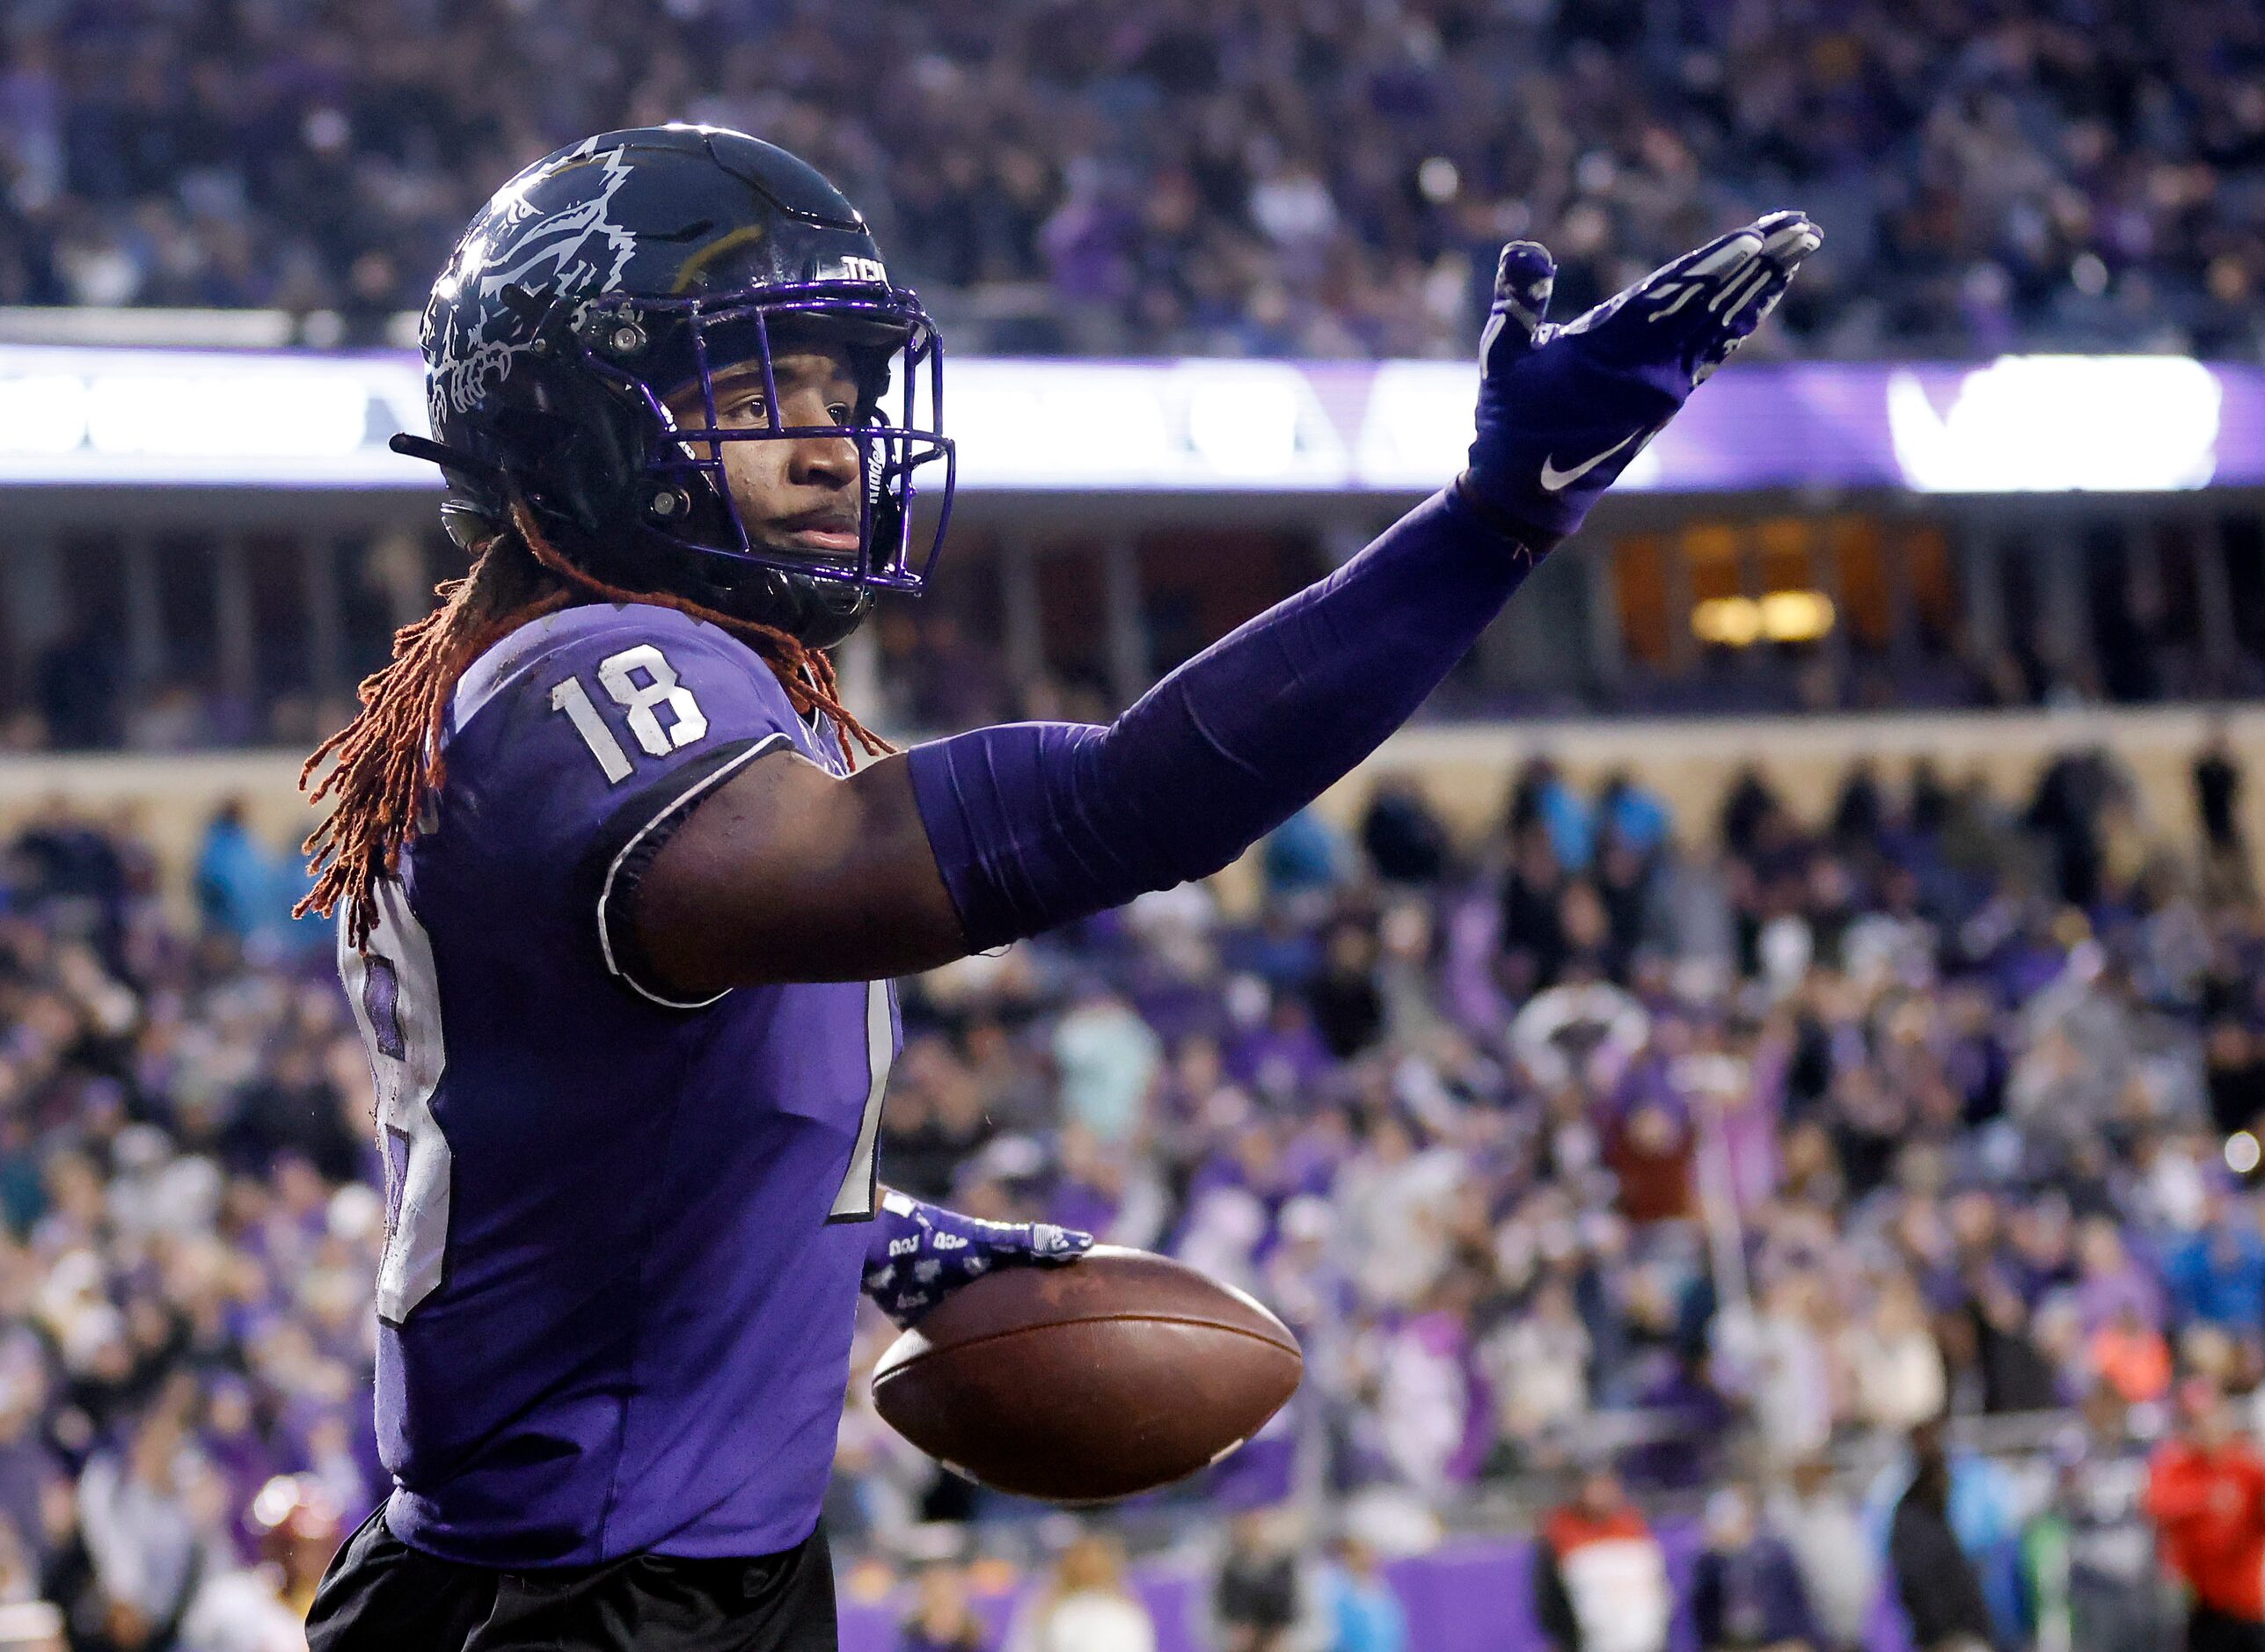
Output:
[340, 882, 452, 1324]
[552, 645, 708, 783]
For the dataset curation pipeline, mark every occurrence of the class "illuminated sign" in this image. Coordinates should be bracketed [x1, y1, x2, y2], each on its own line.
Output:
[1886, 355, 2222, 493]
[0, 346, 2257, 493]
[0, 346, 427, 483]
[948, 359, 1351, 490]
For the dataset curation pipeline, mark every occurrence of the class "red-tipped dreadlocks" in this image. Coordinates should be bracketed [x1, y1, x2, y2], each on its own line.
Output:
[296, 500, 893, 950]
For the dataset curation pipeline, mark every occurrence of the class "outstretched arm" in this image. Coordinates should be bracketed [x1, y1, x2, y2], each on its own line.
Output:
[633, 216, 1818, 993]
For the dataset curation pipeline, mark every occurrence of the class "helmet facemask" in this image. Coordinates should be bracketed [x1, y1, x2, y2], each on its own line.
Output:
[574, 281, 956, 601]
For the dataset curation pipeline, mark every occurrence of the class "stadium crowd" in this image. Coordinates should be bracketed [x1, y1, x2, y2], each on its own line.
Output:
[4, 0, 2265, 359]
[0, 727, 2258, 1648]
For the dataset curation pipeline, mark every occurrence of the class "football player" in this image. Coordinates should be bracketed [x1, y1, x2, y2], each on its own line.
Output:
[299, 124, 1816, 1651]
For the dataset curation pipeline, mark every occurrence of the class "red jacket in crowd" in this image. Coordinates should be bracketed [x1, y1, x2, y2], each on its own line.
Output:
[2148, 1435, 2265, 1620]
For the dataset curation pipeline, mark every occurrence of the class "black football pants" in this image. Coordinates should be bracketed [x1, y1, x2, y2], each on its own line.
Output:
[305, 1506, 837, 1652]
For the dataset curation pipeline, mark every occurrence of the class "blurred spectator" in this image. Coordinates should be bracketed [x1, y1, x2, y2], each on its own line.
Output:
[1595, 772, 1672, 865]
[2026, 1389, 2173, 1652]
[1050, 986, 1159, 1147]
[1004, 1533, 1153, 1652]
[1889, 1427, 1995, 1652]
[1309, 923, 1385, 1061]
[1746, 1276, 1834, 1466]
[1688, 1483, 1821, 1652]
[1357, 781, 1448, 889]
[1532, 1466, 1670, 1652]
[1766, 1458, 1874, 1652]
[7, 794, 132, 951]
[192, 803, 281, 949]
[1262, 812, 1348, 905]
[2147, 1379, 2265, 1652]
[73, 1408, 214, 1647]
[179, 1473, 340, 1650]
[1208, 1508, 1321, 1652]
[1480, 1277, 1591, 1452]
[2166, 1195, 2265, 1338]
[2210, 1025, 2265, 1144]
[2091, 1305, 2175, 1407]
[1509, 976, 1648, 1096]
[1318, 1537, 1405, 1652]
[2196, 733, 2248, 899]
[1843, 1276, 1947, 1434]
[878, 1038, 997, 1203]
[1513, 762, 1596, 878]
[899, 1560, 990, 1652]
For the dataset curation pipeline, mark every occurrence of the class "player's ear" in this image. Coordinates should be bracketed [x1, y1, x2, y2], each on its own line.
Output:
[1480, 241, 1556, 375]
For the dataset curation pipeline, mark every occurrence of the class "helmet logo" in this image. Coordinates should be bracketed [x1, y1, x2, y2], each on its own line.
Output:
[428, 140, 642, 420]
[834, 255, 888, 283]
[475, 142, 639, 306]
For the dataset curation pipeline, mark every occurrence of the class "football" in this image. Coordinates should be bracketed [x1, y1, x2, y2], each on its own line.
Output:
[870, 1246, 1303, 1503]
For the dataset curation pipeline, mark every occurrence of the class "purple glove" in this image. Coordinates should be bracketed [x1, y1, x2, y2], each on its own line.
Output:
[1462, 211, 1821, 552]
[860, 1190, 1093, 1330]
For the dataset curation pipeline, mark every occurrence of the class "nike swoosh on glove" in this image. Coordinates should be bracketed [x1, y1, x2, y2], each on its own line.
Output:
[860, 1188, 1093, 1330]
[1460, 210, 1821, 552]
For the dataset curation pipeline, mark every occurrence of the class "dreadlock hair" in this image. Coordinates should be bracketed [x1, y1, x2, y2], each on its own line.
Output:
[297, 495, 894, 950]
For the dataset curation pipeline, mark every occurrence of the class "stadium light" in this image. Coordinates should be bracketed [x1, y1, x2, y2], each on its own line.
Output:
[1691, 591, 1836, 647]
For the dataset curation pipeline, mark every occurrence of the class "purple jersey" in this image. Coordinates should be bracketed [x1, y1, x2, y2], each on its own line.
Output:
[337, 602, 897, 1567]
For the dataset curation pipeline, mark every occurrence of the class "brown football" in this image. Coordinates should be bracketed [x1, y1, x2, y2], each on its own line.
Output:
[870, 1246, 1303, 1503]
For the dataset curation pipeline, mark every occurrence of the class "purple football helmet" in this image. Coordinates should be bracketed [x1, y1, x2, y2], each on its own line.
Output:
[409, 124, 956, 648]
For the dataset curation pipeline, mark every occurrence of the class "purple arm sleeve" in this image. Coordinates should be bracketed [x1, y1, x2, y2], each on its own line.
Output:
[905, 484, 1540, 950]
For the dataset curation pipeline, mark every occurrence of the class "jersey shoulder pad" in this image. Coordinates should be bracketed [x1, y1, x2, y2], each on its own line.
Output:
[449, 602, 798, 741]
[420, 603, 810, 1005]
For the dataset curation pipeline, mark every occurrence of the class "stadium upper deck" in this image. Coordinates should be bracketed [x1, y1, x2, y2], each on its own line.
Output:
[4, 0, 2262, 359]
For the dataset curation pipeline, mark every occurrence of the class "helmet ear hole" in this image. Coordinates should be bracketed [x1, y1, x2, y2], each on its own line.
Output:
[439, 497, 502, 552]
